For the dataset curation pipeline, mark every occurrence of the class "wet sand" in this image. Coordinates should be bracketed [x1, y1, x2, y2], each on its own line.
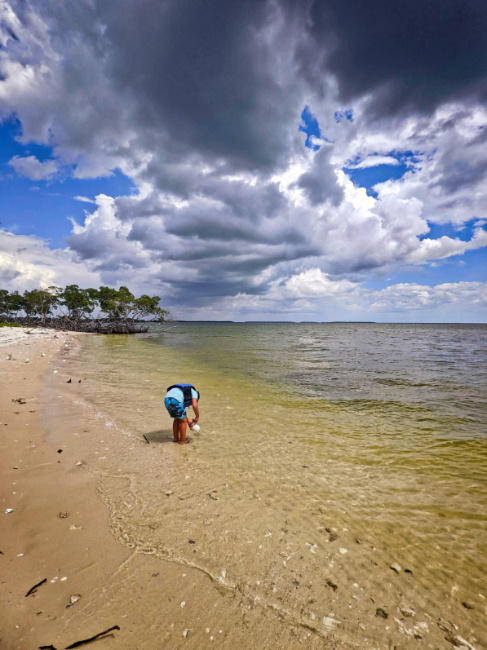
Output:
[0, 330, 348, 650]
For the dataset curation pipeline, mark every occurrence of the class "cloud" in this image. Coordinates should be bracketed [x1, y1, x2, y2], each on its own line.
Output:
[171, 276, 487, 322]
[298, 0, 487, 118]
[0, 229, 100, 290]
[0, 1, 485, 321]
[295, 145, 344, 205]
[275, 268, 358, 299]
[364, 281, 487, 313]
[347, 155, 400, 169]
[8, 155, 58, 180]
[73, 195, 96, 204]
[1, 222, 485, 322]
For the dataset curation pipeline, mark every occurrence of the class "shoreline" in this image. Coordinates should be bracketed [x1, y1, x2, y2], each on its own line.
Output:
[1, 328, 345, 649]
[0, 329, 133, 649]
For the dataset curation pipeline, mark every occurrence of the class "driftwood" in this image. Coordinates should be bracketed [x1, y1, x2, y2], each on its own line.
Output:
[65, 626, 121, 648]
[38, 625, 120, 650]
[25, 578, 47, 597]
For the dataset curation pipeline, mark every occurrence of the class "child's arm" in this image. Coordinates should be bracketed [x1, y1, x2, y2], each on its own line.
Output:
[191, 397, 199, 422]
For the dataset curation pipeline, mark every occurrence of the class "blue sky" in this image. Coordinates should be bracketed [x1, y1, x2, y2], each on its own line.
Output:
[0, 1, 486, 322]
[0, 119, 134, 247]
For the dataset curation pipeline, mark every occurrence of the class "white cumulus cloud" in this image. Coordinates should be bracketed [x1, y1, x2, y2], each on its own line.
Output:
[0, 229, 101, 290]
[8, 155, 59, 180]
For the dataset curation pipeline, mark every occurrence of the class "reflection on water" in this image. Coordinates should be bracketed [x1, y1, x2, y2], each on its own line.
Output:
[49, 323, 487, 648]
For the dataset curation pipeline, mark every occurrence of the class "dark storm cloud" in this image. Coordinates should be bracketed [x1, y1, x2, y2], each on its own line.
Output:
[94, 0, 304, 171]
[434, 158, 487, 195]
[297, 0, 487, 116]
[296, 145, 343, 205]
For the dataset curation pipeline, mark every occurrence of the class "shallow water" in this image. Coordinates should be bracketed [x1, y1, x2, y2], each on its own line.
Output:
[45, 323, 487, 648]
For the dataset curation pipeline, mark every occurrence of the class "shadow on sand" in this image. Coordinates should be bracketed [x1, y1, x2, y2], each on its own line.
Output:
[142, 429, 174, 444]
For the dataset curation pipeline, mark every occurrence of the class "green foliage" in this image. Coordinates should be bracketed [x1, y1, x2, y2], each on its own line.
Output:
[95, 286, 168, 323]
[23, 286, 61, 324]
[0, 285, 169, 330]
[0, 289, 9, 315]
[1, 290, 26, 318]
[134, 294, 170, 322]
[59, 285, 97, 323]
[0, 322, 20, 327]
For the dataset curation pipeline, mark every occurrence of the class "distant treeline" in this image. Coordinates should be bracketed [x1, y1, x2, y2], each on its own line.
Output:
[0, 285, 169, 334]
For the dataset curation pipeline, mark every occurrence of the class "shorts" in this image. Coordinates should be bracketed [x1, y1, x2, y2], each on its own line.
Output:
[164, 397, 187, 420]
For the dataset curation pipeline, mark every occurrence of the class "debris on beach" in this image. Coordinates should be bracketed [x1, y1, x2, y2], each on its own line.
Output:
[53, 625, 121, 649]
[57, 449, 63, 453]
[183, 628, 191, 638]
[5, 508, 14, 514]
[57, 511, 69, 519]
[143, 434, 150, 444]
[390, 562, 401, 573]
[6, 353, 12, 360]
[66, 594, 82, 608]
[322, 616, 340, 630]
[67, 378, 72, 383]
[12, 397, 27, 404]
[376, 607, 389, 619]
[25, 578, 47, 597]
[325, 579, 338, 591]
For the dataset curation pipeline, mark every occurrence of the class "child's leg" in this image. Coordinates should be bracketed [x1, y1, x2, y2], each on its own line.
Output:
[178, 418, 188, 444]
[173, 418, 179, 442]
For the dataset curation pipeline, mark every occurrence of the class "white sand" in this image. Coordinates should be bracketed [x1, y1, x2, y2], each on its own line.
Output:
[0, 326, 58, 347]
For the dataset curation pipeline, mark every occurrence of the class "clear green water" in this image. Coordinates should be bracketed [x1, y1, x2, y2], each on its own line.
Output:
[48, 323, 487, 647]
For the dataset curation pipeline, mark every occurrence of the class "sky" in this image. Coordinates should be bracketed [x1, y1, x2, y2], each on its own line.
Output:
[0, 0, 486, 322]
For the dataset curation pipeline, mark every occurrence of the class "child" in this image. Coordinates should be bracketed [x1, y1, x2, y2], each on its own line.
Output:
[164, 383, 200, 445]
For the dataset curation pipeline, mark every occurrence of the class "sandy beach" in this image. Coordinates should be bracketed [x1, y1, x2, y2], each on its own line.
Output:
[1, 328, 349, 650]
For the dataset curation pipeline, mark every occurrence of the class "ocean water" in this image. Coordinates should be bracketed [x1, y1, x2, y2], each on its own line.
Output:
[45, 323, 487, 648]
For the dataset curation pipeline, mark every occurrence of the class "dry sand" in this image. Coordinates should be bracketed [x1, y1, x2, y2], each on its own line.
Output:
[0, 328, 346, 650]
